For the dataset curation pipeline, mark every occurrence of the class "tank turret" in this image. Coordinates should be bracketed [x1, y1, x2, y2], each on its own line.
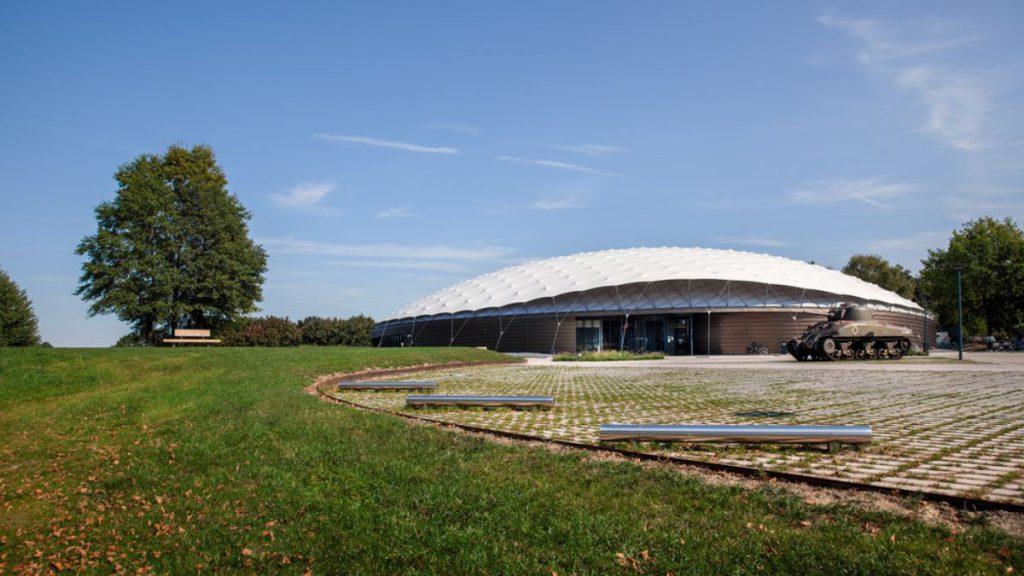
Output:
[787, 303, 913, 361]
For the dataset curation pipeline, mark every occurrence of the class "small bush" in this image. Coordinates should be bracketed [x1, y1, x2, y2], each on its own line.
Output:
[553, 350, 666, 362]
[297, 316, 345, 345]
[221, 316, 302, 347]
[344, 315, 375, 347]
[296, 315, 375, 346]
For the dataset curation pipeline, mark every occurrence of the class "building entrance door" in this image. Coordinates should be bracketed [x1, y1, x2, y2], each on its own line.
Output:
[587, 315, 689, 354]
[671, 317, 691, 355]
[641, 319, 663, 353]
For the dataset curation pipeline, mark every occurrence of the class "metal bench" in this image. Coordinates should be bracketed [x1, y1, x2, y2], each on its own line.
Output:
[598, 424, 871, 445]
[405, 395, 554, 409]
[337, 381, 437, 391]
[162, 328, 221, 347]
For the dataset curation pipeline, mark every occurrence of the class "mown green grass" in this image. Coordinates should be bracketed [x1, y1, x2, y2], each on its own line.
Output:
[0, 347, 1020, 574]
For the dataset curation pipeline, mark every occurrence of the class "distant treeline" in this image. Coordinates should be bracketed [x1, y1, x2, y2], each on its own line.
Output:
[222, 315, 376, 347]
[116, 315, 376, 347]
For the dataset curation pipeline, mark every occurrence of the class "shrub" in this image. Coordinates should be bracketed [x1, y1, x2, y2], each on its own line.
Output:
[297, 315, 375, 346]
[221, 316, 302, 347]
[214, 314, 375, 347]
[343, 315, 375, 347]
[553, 350, 665, 362]
[297, 316, 345, 345]
[0, 269, 40, 347]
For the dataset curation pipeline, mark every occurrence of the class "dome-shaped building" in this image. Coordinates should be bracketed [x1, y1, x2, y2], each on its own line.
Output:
[372, 247, 933, 355]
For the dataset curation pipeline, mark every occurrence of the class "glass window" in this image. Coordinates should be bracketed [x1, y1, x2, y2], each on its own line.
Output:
[575, 319, 603, 352]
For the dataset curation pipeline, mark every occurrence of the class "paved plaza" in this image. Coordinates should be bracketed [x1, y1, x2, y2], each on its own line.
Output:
[334, 352, 1024, 505]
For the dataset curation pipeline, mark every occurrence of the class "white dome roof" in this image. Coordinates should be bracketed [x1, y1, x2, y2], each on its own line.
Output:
[389, 247, 921, 319]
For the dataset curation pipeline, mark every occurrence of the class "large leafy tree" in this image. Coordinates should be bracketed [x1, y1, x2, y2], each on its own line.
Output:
[841, 254, 917, 300]
[918, 217, 1024, 336]
[0, 269, 41, 346]
[76, 144, 267, 343]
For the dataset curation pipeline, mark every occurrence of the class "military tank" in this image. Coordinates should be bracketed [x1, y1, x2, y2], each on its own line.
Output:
[787, 304, 913, 361]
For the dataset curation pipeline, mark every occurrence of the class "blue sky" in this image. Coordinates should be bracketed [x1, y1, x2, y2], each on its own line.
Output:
[2, 1, 1022, 346]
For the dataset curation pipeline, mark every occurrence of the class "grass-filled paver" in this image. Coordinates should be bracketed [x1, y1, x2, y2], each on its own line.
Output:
[343, 364, 1024, 505]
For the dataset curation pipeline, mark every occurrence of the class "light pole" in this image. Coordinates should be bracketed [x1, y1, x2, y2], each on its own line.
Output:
[955, 265, 964, 361]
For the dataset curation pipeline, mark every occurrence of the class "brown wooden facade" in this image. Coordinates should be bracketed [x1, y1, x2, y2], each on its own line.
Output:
[373, 308, 936, 355]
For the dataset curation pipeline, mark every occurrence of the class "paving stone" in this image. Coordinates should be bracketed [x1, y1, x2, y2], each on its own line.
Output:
[335, 363, 1024, 504]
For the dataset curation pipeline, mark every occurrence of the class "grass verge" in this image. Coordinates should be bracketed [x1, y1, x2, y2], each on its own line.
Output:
[1, 347, 1021, 574]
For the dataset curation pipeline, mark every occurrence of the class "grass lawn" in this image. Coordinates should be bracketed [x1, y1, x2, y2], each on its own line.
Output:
[1, 348, 1021, 574]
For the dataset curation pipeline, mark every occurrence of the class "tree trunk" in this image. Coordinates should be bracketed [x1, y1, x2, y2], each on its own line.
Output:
[143, 318, 156, 345]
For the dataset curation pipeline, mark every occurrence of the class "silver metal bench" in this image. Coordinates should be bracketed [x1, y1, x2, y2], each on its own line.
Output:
[405, 395, 554, 409]
[599, 424, 871, 445]
[337, 381, 437, 391]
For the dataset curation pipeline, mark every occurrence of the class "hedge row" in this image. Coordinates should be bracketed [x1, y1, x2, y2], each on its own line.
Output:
[220, 315, 375, 347]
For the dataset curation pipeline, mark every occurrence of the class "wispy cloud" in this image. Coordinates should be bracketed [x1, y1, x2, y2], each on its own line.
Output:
[818, 14, 1024, 221]
[424, 121, 481, 135]
[533, 196, 585, 210]
[271, 182, 335, 208]
[496, 155, 625, 177]
[867, 230, 947, 251]
[329, 260, 466, 272]
[547, 144, 628, 158]
[942, 193, 1024, 223]
[893, 66, 988, 151]
[817, 14, 992, 151]
[817, 15, 984, 63]
[262, 238, 514, 262]
[314, 134, 460, 155]
[861, 230, 950, 271]
[790, 178, 914, 208]
[714, 236, 788, 248]
[375, 206, 413, 219]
